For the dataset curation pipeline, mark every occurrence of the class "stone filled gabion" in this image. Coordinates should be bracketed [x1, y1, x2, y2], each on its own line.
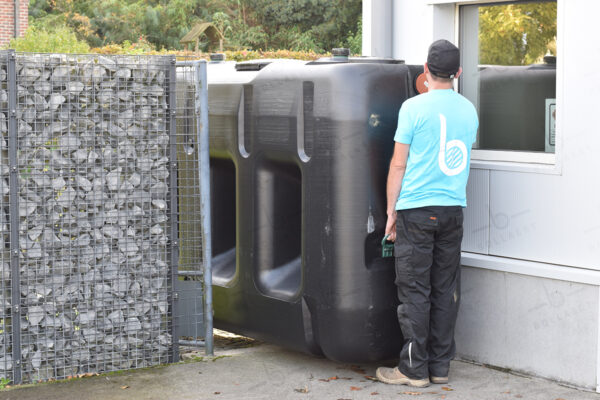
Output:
[0, 54, 13, 382]
[0, 53, 174, 382]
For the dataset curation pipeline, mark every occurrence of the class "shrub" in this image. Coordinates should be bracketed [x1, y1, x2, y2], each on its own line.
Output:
[7, 25, 90, 54]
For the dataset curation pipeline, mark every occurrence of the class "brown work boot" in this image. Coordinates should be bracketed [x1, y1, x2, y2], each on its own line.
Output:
[430, 376, 449, 384]
[376, 367, 430, 387]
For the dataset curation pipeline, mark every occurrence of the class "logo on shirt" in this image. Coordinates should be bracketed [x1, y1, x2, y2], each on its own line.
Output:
[438, 114, 468, 176]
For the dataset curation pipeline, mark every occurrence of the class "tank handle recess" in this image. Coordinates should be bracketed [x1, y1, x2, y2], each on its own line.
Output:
[235, 60, 273, 71]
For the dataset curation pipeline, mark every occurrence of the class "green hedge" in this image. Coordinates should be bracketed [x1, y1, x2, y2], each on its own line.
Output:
[6, 26, 335, 61]
[7, 26, 91, 54]
[91, 46, 327, 61]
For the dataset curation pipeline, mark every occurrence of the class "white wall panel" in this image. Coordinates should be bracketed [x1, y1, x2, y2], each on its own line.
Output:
[489, 170, 600, 269]
[392, 1, 433, 63]
[362, 0, 393, 57]
[462, 169, 489, 254]
[456, 267, 598, 390]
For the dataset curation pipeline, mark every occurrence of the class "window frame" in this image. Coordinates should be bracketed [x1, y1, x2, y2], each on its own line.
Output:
[452, 0, 563, 175]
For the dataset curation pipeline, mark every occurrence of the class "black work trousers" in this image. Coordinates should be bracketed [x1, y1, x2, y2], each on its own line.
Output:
[394, 206, 463, 380]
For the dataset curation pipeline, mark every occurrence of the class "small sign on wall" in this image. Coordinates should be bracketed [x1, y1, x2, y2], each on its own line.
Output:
[545, 98, 556, 153]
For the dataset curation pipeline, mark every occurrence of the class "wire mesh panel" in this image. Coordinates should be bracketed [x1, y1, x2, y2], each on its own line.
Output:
[173, 61, 212, 351]
[13, 53, 175, 382]
[0, 51, 15, 384]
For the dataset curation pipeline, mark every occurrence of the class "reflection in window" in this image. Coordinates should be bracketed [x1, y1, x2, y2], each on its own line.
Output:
[460, 1, 557, 153]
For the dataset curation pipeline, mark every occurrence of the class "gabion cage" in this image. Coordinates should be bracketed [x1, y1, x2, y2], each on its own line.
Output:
[173, 61, 212, 349]
[0, 51, 212, 384]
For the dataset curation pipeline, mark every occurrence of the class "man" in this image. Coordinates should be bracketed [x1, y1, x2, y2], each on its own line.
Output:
[376, 40, 478, 388]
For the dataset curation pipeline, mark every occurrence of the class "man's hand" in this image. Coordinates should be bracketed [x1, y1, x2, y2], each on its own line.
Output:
[385, 211, 397, 242]
[386, 143, 409, 243]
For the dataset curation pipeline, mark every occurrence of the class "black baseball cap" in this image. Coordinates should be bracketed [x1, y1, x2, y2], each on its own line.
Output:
[427, 39, 460, 79]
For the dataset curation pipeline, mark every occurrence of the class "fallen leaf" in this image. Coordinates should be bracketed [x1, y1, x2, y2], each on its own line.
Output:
[214, 392, 221, 395]
[294, 387, 309, 394]
[350, 386, 362, 391]
[515, 396, 523, 399]
[555, 398, 566, 400]
[371, 392, 379, 396]
[350, 365, 366, 375]
[120, 385, 129, 390]
[338, 377, 353, 380]
[440, 396, 446, 399]
[319, 376, 340, 382]
[337, 398, 352, 400]
[441, 387, 454, 391]
[364, 375, 378, 381]
[401, 391, 422, 396]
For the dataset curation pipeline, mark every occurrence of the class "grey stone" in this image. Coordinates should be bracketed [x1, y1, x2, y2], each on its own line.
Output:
[51, 66, 73, 80]
[115, 68, 131, 79]
[88, 150, 100, 163]
[28, 305, 45, 326]
[34, 80, 52, 96]
[151, 199, 167, 210]
[97, 56, 118, 72]
[78, 310, 96, 326]
[150, 224, 163, 235]
[0, 356, 12, 371]
[76, 233, 91, 247]
[28, 225, 44, 241]
[97, 89, 113, 104]
[49, 93, 66, 110]
[72, 149, 88, 164]
[108, 309, 124, 325]
[59, 134, 81, 151]
[118, 238, 139, 257]
[76, 175, 92, 192]
[21, 67, 42, 82]
[66, 81, 84, 95]
[102, 225, 122, 239]
[125, 317, 142, 334]
[56, 186, 76, 207]
[19, 197, 37, 217]
[83, 65, 106, 83]
[137, 157, 153, 172]
[52, 177, 66, 191]
[117, 90, 132, 102]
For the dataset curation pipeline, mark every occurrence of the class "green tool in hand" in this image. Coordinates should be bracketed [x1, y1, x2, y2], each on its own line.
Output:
[381, 234, 394, 258]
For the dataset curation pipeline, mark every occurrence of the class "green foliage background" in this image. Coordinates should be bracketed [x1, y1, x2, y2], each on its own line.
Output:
[10, 0, 556, 64]
[24, 0, 362, 53]
[479, 3, 557, 65]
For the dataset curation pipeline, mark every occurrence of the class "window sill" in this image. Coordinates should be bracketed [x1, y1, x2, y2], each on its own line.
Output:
[471, 150, 561, 175]
[461, 252, 600, 285]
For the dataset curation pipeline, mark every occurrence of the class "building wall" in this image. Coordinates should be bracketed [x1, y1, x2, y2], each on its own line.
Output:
[364, 0, 600, 391]
[0, 0, 29, 47]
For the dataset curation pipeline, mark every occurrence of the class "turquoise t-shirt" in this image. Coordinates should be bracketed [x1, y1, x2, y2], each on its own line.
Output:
[394, 89, 478, 210]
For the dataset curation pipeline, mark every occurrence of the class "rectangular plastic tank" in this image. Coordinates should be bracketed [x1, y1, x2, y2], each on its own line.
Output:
[204, 56, 421, 362]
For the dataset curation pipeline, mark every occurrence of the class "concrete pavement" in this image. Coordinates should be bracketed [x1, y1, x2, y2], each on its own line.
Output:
[0, 332, 597, 400]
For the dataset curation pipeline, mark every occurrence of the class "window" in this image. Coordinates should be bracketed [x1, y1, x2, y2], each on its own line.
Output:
[460, 1, 557, 155]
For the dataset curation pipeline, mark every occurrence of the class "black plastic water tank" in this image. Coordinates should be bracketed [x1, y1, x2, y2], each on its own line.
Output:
[205, 57, 422, 362]
[479, 63, 556, 151]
